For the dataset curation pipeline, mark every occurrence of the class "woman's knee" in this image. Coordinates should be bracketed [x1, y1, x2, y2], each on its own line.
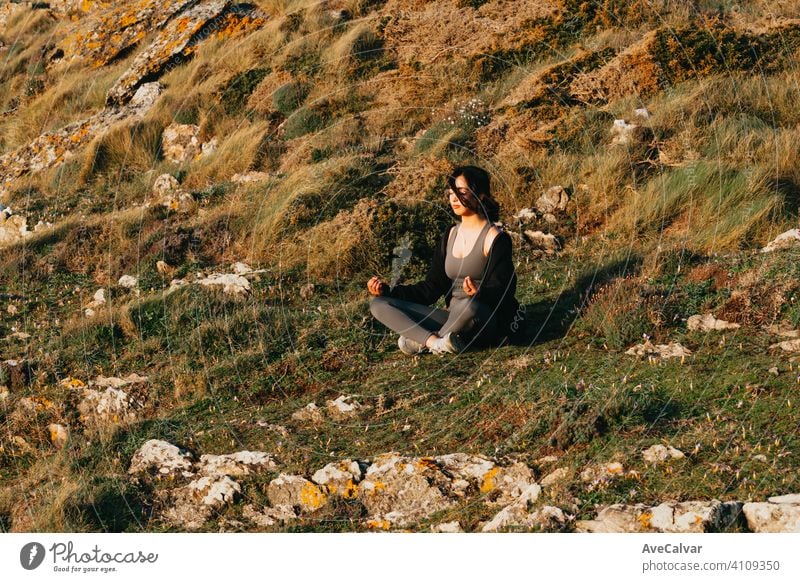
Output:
[369, 295, 390, 318]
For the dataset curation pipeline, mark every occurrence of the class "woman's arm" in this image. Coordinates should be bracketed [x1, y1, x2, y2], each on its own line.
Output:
[380, 226, 454, 306]
[474, 231, 517, 306]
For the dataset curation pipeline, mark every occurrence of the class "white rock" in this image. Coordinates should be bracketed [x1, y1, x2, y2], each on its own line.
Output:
[325, 395, 364, 419]
[187, 475, 241, 508]
[197, 273, 251, 296]
[610, 119, 638, 145]
[523, 230, 560, 253]
[153, 174, 179, 197]
[431, 520, 463, 533]
[198, 451, 277, 477]
[743, 501, 800, 532]
[687, 313, 740, 332]
[242, 504, 297, 527]
[535, 185, 569, 214]
[118, 275, 138, 289]
[128, 439, 194, 477]
[90, 373, 148, 389]
[312, 460, 362, 496]
[769, 339, 800, 352]
[513, 207, 537, 222]
[540, 467, 569, 487]
[291, 402, 324, 424]
[642, 444, 685, 463]
[761, 229, 800, 253]
[232, 262, 253, 275]
[768, 494, 800, 505]
[267, 473, 328, 512]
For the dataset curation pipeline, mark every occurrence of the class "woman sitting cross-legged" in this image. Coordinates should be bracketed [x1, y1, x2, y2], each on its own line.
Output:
[368, 165, 522, 356]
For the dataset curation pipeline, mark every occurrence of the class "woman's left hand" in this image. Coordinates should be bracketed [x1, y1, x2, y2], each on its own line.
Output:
[463, 276, 479, 297]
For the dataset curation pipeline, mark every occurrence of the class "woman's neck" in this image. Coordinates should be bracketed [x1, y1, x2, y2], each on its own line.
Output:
[460, 214, 488, 230]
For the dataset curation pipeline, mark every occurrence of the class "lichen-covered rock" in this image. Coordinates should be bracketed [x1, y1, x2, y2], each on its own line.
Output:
[312, 460, 362, 498]
[0, 83, 161, 191]
[118, 274, 138, 289]
[197, 451, 276, 477]
[642, 444, 685, 463]
[743, 496, 800, 532]
[479, 462, 539, 505]
[161, 123, 202, 164]
[483, 502, 563, 532]
[77, 386, 141, 428]
[576, 500, 742, 533]
[434, 452, 495, 496]
[358, 453, 453, 527]
[0, 214, 30, 247]
[89, 373, 149, 389]
[128, 439, 195, 478]
[187, 475, 241, 508]
[267, 474, 328, 513]
[687, 314, 740, 332]
[48, 423, 70, 449]
[540, 467, 570, 488]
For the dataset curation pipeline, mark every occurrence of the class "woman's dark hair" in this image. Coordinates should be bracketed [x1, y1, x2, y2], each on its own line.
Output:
[447, 165, 501, 222]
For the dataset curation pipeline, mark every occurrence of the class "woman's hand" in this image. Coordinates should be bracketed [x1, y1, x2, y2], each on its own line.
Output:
[463, 276, 479, 297]
[367, 276, 387, 296]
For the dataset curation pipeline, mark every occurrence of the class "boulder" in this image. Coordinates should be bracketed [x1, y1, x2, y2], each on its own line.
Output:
[358, 453, 453, 527]
[761, 229, 800, 253]
[128, 439, 195, 478]
[743, 496, 800, 532]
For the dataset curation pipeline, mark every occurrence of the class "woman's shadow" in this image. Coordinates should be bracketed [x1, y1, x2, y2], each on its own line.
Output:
[508, 255, 643, 347]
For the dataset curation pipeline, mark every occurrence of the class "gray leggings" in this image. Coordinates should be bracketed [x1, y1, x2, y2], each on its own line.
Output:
[369, 294, 499, 348]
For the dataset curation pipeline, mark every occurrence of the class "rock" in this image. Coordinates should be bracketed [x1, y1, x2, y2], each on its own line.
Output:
[633, 108, 651, 119]
[197, 451, 276, 477]
[483, 503, 565, 532]
[575, 503, 652, 532]
[648, 500, 742, 533]
[74, 381, 145, 430]
[535, 186, 569, 214]
[769, 339, 800, 352]
[752, 454, 768, 462]
[577, 501, 742, 532]
[431, 520, 463, 533]
[196, 273, 251, 296]
[128, 439, 195, 478]
[523, 230, 560, 253]
[540, 467, 569, 487]
[159, 189, 197, 213]
[625, 340, 692, 359]
[118, 275, 138, 289]
[267, 474, 328, 513]
[0, 213, 30, 247]
[153, 173, 179, 196]
[232, 262, 253, 275]
[201, 137, 218, 157]
[642, 444, 685, 463]
[513, 207, 537, 222]
[161, 123, 203, 164]
[687, 313, 740, 332]
[242, 503, 297, 528]
[48, 424, 70, 449]
[358, 453, 453, 527]
[325, 395, 364, 419]
[743, 497, 800, 532]
[106, 1, 234, 106]
[299, 283, 315, 300]
[89, 373, 149, 389]
[768, 367, 779, 376]
[291, 402, 324, 424]
[312, 460, 362, 497]
[479, 462, 539, 505]
[156, 260, 175, 276]
[768, 494, 800, 504]
[580, 462, 626, 491]
[761, 229, 800, 253]
[764, 323, 800, 338]
[187, 474, 241, 508]
[610, 119, 638, 145]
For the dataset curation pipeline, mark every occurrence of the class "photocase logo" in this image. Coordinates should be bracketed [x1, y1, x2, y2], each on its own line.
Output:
[20, 542, 46, 570]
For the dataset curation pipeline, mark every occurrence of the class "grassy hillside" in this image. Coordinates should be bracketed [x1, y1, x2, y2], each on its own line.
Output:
[1, 0, 799, 532]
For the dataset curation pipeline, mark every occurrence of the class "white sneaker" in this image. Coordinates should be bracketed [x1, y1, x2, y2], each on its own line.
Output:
[398, 335, 426, 355]
[429, 332, 466, 355]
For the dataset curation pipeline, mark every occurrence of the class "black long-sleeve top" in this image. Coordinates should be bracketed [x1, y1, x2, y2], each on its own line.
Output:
[379, 223, 522, 342]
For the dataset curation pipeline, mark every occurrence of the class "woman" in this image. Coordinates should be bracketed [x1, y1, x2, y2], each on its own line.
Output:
[368, 165, 522, 355]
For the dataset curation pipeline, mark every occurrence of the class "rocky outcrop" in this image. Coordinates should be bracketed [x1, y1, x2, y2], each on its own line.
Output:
[743, 495, 800, 532]
[0, 82, 162, 193]
[576, 500, 742, 533]
[105, 1, 266, 106]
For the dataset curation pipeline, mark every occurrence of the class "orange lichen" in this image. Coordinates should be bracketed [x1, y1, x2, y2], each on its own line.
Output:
[299, 482, 327, 510]
[480, 467, 499, 494]
[638, 512, 652, 529]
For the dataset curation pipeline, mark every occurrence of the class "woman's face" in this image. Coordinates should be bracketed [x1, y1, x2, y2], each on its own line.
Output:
[448, 175, 475, 217]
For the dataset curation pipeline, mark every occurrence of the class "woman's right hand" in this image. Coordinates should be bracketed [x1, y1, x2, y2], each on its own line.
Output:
[367, 276, 386, 296]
